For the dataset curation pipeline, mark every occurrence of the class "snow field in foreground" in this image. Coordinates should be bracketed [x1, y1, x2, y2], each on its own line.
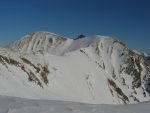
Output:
[0, 96, 149, 113]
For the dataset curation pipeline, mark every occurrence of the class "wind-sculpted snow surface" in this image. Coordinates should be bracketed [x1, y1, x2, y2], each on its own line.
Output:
[0, 96, 150, 113]
[0, 32, 150, 104]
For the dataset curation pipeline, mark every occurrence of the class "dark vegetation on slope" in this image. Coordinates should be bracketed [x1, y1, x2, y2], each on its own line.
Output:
[21, 57, 49, 85]
[0, 55, 49, 87]
[108, 79, 129, 104]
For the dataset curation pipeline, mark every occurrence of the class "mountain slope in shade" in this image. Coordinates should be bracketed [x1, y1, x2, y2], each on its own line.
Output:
[0, 32, 150, 104]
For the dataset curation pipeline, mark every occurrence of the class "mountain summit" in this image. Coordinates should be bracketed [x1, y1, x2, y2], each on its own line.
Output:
[0, 31, 150, 104]
[10, 32, 69, 55]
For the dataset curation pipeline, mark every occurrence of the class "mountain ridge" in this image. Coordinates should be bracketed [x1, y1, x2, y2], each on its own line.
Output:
[9, 32, 124, 55]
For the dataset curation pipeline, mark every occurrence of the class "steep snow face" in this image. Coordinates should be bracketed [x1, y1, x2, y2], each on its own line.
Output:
[1, 32, 150, 104]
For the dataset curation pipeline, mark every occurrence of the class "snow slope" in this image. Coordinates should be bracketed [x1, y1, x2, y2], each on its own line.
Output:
[0, 95, 150, 113]
[0, 32, 150, 104]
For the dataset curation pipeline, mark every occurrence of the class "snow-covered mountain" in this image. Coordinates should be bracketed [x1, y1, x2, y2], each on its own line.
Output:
[0, 31, 150, 104]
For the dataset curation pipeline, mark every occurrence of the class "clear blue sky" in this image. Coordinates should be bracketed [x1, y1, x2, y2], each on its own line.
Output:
[0, 0, 149, 52]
